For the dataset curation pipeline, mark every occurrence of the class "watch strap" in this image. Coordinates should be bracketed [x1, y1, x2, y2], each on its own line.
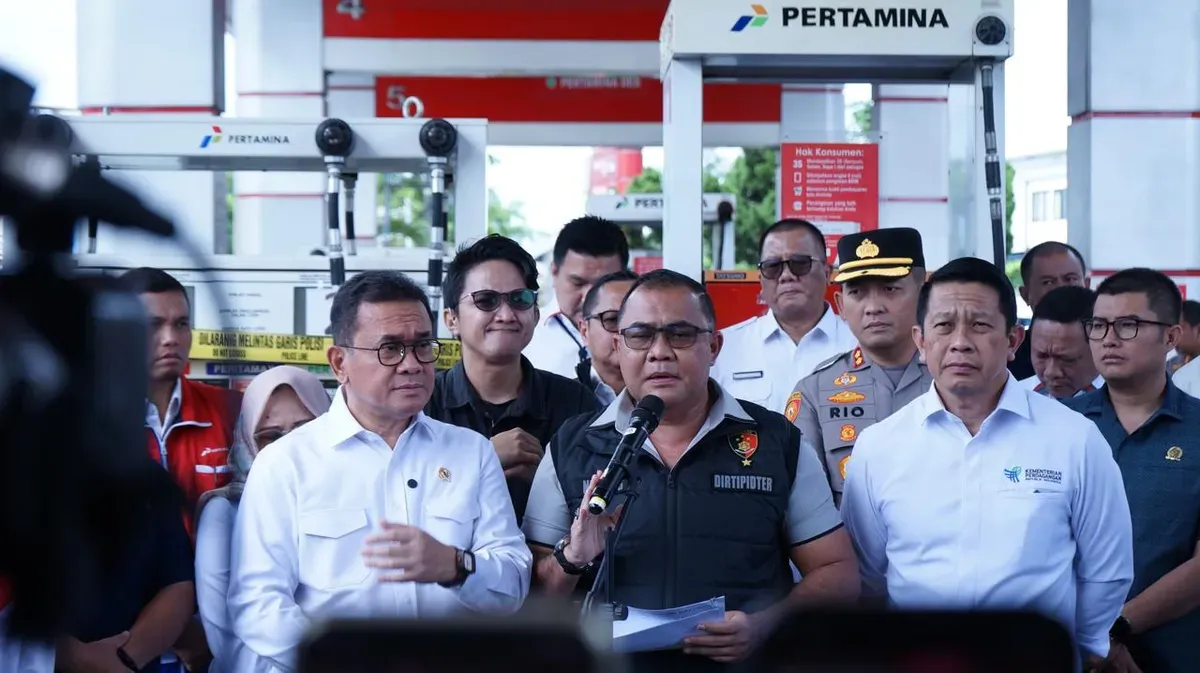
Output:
[1110, 615, 1133, 643]
[553, 537, 592, 575]
[438, 548, 473, 588]
[116, 646, 140, 672]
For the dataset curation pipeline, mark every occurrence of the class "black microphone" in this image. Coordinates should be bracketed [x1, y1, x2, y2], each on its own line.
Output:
[587, 395, 665, 515]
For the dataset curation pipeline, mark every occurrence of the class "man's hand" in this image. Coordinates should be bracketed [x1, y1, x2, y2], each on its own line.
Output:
[683, 611, 760, 663]
[491, 428, 544, 480]
[363, 521, 459, 584]
[1097, 642, 1143, 673]
[57, 632, 131, 673]
[563, 471, 623, 566]
[173, 618, 212, 671]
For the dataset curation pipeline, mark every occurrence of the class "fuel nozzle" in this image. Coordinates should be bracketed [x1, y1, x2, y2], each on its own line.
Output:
[314, 118, 355, 285]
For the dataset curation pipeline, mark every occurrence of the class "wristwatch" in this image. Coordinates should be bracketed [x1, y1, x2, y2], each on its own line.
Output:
[438, 548, 476, 588]
[553, 536, 594, 575]
[115, 646, 139, 672]
[1110, 615, 1133, 644]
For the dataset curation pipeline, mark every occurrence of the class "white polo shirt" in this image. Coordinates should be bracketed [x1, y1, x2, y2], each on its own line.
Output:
[524, 300, 587, 381]
[228, 388, 532, 670]
[713, 305, 858, 413]
[840, 376, 1134, 658]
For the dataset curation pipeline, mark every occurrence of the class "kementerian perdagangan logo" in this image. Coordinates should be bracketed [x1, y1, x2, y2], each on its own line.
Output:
[200, 126, 222, 149]
[731, 4, 768, 32]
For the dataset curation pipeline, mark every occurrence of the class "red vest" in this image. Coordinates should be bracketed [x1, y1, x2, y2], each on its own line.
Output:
[146, 378, 241, 540]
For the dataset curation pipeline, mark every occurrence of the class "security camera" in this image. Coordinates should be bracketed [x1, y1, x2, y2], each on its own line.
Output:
[974, 16, 1007, 46]
[419, 119, 457, 158]
[315, 118, 355, 157]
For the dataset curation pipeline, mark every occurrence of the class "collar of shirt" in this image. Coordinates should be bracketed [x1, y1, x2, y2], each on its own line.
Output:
[1075, 376, 1188, 424]
[316, 386, 434, 450]
[759, 303, 840, 344]
[914, 374, 1034, 428]
[591, 365, 618, 405]
[589, 380, 753, 453]
[1024, 374, 1105, 397]
[439, 356, 548, 422]
[145, 377, 183, 432]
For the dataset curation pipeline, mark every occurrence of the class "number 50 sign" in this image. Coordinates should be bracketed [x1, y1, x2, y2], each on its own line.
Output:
[385, 86, 426, 119]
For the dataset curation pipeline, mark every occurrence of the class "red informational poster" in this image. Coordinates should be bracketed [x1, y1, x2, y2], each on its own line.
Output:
[704, 271, 767, 331]
[779, 142, 879, 264]
[633, 256, 663, 274]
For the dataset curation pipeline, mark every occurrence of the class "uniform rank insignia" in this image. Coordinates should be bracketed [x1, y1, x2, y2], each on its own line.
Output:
[851, 347, 865, 368]
[828, 390, 866, 404]
[839, 455, 851, 480]
[731, 430, 759, 467]
[783, 392, 802, 422]
[834, 372, 857, 387]
[839, 424, 857, 442]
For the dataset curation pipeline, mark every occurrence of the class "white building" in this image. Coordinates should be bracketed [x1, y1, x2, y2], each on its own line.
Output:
[1009, 150, 1068, 254]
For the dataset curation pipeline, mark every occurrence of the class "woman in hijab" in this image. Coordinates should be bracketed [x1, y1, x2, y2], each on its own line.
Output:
[194, 366, 331, 673]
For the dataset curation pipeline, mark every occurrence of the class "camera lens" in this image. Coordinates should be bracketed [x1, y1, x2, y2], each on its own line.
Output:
[975, 16, 1007, 46]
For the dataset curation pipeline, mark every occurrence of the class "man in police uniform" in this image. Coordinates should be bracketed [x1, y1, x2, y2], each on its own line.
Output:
[522, 269, 859, 672]
[785, 229, 932, 506]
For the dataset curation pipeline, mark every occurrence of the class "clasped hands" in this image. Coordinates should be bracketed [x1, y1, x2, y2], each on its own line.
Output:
[362, 521, 458, 584]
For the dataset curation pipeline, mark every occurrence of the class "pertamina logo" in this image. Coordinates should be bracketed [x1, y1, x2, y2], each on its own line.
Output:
[200, 126, 222, 149]
[732, 4, 769, 32]
[199, 126, 292, 149]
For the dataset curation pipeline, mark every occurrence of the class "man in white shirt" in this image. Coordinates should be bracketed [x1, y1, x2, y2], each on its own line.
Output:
[714, 219, 857, 412]
[1019, 285, 1104, 398]
[524, 216, 629, 380]
[229, 271, 532, 671]
[840, 257, 1134, 668]
[577, 270, 638, 403]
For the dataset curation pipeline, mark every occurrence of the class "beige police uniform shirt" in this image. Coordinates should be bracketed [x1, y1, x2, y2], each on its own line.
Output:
[784, 346, 933, 505]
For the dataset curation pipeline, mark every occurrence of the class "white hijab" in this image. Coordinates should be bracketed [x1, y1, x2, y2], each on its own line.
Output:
[195, 366, 331, 518]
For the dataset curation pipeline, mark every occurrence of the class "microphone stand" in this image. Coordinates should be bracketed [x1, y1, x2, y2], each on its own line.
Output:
[581, 476, 642, 624]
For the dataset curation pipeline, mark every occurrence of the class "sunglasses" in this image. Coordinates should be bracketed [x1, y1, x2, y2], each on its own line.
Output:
[585, 310, 620, 334]
[619, 323, 712, 351]
[467, 289, 538, 312]
[758, 256, 819, 280]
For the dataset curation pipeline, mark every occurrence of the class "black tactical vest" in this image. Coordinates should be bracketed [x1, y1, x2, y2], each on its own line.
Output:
[551, 399, 799, 613]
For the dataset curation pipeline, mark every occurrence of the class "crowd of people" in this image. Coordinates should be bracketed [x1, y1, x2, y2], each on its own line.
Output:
[1, 216, 1197, 673]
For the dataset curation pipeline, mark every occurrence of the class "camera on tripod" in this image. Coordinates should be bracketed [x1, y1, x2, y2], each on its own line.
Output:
[0, 66, 184, 640]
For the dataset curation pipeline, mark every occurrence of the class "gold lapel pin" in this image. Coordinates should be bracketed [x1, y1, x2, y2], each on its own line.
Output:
[1166, 446, 1183, 462]
[437, 467, 452, 481]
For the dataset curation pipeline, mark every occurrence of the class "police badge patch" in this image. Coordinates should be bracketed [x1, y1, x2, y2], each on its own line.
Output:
[730, 430, 759, 467]
[783, 392, 802, 422]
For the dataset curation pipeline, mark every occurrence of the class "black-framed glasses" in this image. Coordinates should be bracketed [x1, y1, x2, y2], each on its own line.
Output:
[340, 339, 442, 366]
[1084, 317, 1173, 342]
[585, 310, 620, 334]
[758, 255, 818, 280]
[467, 289, 538, 312]
[620, 323, 712, 350]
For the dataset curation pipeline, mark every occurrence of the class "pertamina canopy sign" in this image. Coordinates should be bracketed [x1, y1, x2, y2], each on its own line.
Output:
[667, 0, 1001, 57]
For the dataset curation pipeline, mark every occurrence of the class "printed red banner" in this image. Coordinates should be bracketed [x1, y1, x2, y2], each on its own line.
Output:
[780, 143, 879, 264]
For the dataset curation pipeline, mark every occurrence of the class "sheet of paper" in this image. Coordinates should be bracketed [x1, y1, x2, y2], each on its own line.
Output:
[612, 596, 726, 653]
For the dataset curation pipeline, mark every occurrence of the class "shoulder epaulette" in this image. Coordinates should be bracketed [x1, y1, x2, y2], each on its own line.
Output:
[811, 349, 851, 375]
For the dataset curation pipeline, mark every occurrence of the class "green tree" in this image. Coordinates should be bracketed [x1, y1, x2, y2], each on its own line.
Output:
[725, 148, 779, 267]
[849, 100, 873, 140]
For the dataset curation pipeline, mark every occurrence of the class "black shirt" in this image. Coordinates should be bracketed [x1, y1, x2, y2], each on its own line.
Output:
[424, 356, 601, 523]
[70, 496, 194, 672]
[1008, 336, 1035, 380]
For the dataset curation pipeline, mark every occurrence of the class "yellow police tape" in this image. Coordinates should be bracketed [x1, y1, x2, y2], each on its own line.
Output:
[190, 330, 463, 370]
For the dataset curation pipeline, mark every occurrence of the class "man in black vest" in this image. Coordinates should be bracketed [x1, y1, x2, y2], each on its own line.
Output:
[522, 269, 859, 670]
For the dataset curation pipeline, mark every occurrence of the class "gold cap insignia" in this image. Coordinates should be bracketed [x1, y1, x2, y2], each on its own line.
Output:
[856, 239, 880, 259]
[1166, 446, 1183, 462]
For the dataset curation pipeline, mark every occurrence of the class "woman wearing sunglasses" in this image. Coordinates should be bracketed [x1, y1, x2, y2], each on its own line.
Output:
[193, 366, 332, 673]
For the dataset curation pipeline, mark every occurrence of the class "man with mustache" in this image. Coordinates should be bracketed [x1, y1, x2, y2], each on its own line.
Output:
[785, 228, 932, 507]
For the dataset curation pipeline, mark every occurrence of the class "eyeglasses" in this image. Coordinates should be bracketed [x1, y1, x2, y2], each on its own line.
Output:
[758, 256, 819, 280]
[585, 310, 620, 334]
[620, 323, 712, 350]
[467, 289, 537, 312]
[253, 422, 309, 449]
[1084, 317, 1173, 341]
[340, 338, 442, 366]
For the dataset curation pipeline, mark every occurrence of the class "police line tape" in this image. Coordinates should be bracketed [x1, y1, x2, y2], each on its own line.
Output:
[190, 330, 463, 370]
